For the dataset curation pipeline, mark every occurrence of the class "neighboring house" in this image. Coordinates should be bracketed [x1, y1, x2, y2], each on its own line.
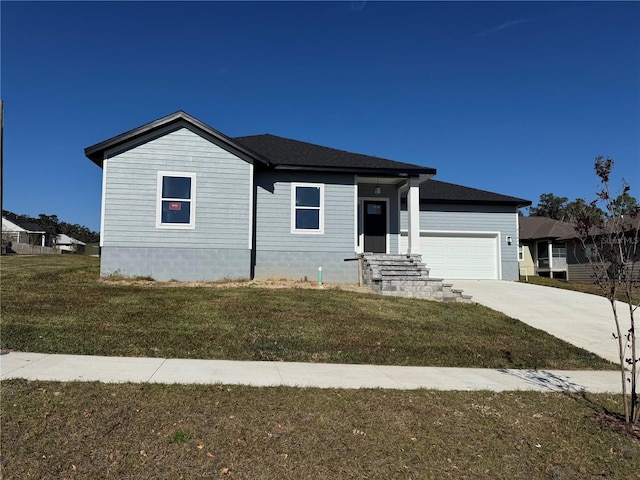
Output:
[518, 216, 576, 279]
[55, 234, 86, 254]
[565, 215, 640, 283]
[519, 215, 640, 283]
[85, 111, 530, 283]
[2, 210, 48, 250]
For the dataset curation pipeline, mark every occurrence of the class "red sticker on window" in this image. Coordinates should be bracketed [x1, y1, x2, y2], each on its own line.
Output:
[169, 202, 181, 210]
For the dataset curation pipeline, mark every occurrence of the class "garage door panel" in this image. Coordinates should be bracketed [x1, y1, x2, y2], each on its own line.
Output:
[400, 233, 498, 280]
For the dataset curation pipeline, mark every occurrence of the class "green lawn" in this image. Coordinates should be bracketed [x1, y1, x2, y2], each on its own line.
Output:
[2, 380, 638, 479]
[2, 256, 637, 478]
[1, 255, 613, 369]
[521, 275, 640, 306]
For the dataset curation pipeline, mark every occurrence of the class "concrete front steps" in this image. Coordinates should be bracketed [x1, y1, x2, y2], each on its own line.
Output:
[362, 254, 472, 303]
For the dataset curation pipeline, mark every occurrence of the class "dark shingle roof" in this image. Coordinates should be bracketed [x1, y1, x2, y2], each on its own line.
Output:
[519, 216, 577, 240]
[2, 210, 46, 232]
[419, 180, 531, 207]
[85, 111, 436, 176]
[234, 134, 436, 175]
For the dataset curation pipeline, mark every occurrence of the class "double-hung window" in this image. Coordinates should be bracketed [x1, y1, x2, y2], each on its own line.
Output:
[156, 171, 196, 228]
[291, 183, 324, 234]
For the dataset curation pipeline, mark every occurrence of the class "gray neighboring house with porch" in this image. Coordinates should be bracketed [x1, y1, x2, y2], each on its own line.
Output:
[85, 111, 529, 289]
[518, 216, 576, 279]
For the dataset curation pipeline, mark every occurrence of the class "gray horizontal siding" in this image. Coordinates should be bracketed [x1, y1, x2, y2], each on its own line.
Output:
[255, 171, 356, 253]
[567, 264, 597, 283]
[400, 203, 520, 280]
[568, 241, 609, 283]
[102, 128, 251, 250]
[400, 204, 518, 230]
[101, 246, 251, 281]
[568, 262, 637, 284]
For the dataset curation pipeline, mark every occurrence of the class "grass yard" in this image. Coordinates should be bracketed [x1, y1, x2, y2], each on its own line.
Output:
[521, 275, 640, 306]
[1, 255, 613, 369]
[1, 379, 639, 479]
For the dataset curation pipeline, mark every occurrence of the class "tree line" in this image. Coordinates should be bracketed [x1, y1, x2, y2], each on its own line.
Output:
[16, 213, 99, 244]
[528, 191, 638, 221]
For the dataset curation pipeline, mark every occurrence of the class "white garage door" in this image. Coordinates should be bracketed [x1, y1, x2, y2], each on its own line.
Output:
[400, 232, 499, 279]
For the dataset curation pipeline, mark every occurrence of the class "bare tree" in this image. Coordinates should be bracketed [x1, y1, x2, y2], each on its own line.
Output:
[570, 156, 639, 424]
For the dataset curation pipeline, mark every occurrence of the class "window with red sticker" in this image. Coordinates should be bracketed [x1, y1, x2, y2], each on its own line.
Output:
[157, 172, 195, 228]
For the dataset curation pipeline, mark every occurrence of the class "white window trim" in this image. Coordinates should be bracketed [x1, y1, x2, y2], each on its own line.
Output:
[291, 182, 324, 234]
[156, 171, 196, 229]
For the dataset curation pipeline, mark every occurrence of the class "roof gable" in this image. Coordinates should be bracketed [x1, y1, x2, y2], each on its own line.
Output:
[419, 180, 531, 207]
[2, 210, 46, 232]
[84, 111, 271, 168]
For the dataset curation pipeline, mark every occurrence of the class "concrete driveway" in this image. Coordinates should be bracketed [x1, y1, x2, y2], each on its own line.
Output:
[450, 280, 632, 365]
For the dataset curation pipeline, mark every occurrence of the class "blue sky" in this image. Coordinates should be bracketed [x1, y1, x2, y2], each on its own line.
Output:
[2, 1, 639, 232]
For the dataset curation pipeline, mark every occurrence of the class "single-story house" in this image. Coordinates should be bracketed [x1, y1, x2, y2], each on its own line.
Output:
[520, 214, 640, 283]
[2, 210, 47, 249]
[85, 111, 530, 283]
[55, 234, 86, 254]
[518, 216, 575, 279]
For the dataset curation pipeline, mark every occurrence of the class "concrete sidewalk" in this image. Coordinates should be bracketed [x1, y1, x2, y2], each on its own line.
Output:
[0, 351, 622, 393]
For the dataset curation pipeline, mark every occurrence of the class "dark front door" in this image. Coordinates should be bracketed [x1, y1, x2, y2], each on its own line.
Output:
[363, 201, 386, 253]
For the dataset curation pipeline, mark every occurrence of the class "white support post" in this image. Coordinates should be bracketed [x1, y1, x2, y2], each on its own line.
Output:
[407, 177, 421, 255]
[548, 240, 553, 278]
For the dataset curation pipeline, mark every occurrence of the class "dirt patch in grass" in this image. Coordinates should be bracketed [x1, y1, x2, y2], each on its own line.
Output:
[101, 276, 376, 294]
[2, 379, 639, 479]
